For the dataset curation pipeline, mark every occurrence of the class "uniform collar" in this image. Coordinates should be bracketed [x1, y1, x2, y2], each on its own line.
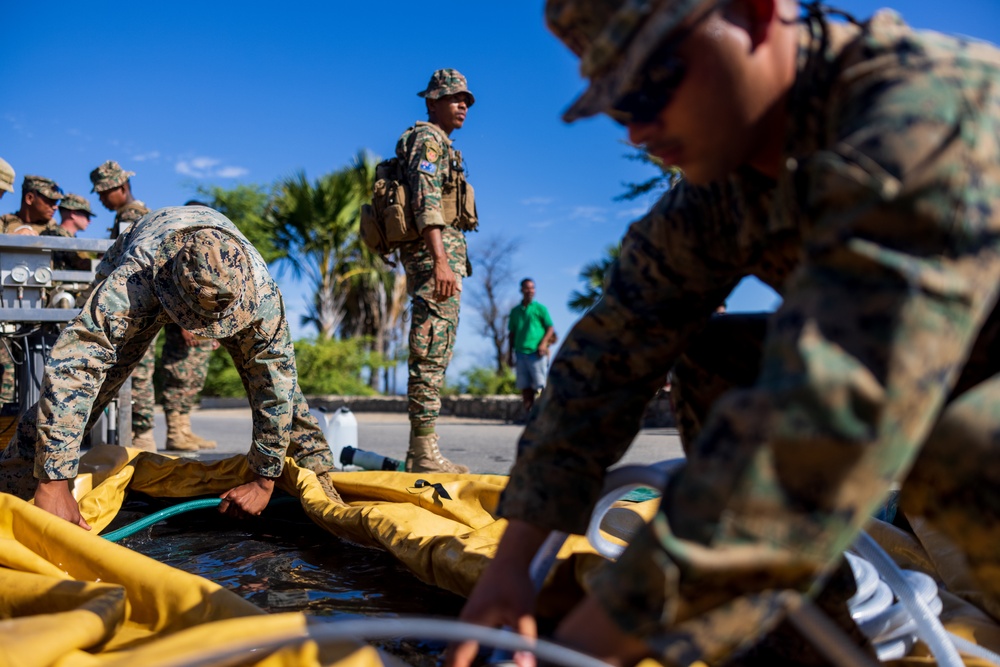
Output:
[415, 121, 453, 147]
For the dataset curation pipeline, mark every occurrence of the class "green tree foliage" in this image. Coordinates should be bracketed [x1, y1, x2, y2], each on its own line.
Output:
[201, 347, 245, 398]
[268, 151, 377, 340]
[198, 184, 282, 264]
[460, 365, 517, 396]
[568, 243, 621, 313]
[293, 337, 387, 395]
[199, 337, 388, 398]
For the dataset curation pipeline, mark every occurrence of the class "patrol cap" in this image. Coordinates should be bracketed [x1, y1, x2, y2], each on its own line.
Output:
[89, 160, 135, 193]
[154, 226, 260, 339]
[58, 193, 96, 217]
[547, 0, 704, 121]
[417, 69, 476, 107]
[22, 175, 65, 201]
[0, 157, 14, 193]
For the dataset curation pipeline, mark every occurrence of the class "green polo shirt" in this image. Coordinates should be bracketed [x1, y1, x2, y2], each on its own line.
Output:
[508, 301, 553, 355]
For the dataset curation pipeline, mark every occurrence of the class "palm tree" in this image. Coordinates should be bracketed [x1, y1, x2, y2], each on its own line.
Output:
[568, 243, 621, 314]
[269, 152, 375, 340]
[334, 153, 413, 388]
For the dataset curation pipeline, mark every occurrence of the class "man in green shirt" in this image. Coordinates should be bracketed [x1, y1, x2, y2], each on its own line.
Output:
[507, 278, 556, 413]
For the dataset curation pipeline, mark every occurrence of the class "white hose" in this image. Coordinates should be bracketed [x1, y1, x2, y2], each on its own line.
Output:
[949, 632, 1000, 665]
[586, 461, 682, 560]
[853, 531, 965, 667]
[161, 617, 614, 667]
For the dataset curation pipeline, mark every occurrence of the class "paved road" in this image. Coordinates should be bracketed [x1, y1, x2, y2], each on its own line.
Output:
[153, 408, 684, 474]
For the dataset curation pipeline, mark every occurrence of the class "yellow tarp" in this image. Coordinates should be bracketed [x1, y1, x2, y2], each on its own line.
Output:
[1, 445, 605, 667]
[4, 444, 1000, 667]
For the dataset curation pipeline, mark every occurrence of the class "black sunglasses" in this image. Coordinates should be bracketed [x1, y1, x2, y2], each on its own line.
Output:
[607, 0, 730, 125]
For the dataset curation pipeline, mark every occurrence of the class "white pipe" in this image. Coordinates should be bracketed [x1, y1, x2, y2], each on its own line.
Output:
[853, 532, 964, 667]
[158, 617, 615, 667]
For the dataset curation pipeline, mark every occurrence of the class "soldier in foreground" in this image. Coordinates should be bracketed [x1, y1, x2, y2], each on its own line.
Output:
[90, 160, 159, 450]
[0, 206, 337, 528]
[1, 175, 64, 235]
[397, 69, 479, 473]
[451, 1, 1000, 666]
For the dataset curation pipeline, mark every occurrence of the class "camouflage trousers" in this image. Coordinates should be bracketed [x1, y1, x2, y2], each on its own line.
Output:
[406, 273, 461, 430]
[130, 324, 215, 432]
[160, 322, 214, 415]
[130, 333, 158, 435]
[0, 374, 335, 500]
[589, 312, 1000, 663]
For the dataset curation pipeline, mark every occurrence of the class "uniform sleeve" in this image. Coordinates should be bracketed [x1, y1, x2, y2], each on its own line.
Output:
[402, 128, 447, 232]
[221, 277, 297, 478]
[35, 270, 159, 479]
[117, 203, 149, 225]
[499, 183, 745, 533]
[593, 32, 1000, 664]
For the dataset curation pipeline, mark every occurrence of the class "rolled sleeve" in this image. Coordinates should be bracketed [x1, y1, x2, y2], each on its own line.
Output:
[223, 280, 297, 477]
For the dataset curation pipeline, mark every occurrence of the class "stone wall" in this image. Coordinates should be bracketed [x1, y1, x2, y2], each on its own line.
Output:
[201, 393, 675, 428]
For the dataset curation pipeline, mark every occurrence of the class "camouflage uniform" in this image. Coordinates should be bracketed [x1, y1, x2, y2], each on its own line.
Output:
[159, 321, 215, 415]
[1, 176, 64, 235]
[500, 6, 1000, 664]
[0, 176, 64, 404]
[397, 70, 477, 431]
[0, 206, 334, 497]
[89, 161, 156, 436]
[44, 193, 97, 270]
[119, 200, 156, 436]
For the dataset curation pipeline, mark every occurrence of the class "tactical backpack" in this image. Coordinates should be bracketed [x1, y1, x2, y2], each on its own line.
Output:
[360, 158, 420, 257]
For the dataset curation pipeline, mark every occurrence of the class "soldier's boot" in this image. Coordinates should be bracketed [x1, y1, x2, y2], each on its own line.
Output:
[165, 412, 199, 452]
[405, 433, 469, 474]
[131, 429, 158, 452]
[180, 413, 217, 450]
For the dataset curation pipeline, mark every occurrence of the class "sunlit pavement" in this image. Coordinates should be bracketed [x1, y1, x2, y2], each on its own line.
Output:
[150, 407, 684, 475]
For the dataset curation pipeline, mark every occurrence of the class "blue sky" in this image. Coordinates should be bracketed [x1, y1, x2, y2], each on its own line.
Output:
[4, 1, 1000, 384]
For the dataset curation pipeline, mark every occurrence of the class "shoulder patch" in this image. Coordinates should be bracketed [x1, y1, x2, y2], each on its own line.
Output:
[424, 140, 442, 163]
[418, 160, 438, 175]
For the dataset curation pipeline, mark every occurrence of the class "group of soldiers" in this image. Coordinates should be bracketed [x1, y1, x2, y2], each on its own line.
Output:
[0, 157, 219, 453]
[5, 0, 1000, 663]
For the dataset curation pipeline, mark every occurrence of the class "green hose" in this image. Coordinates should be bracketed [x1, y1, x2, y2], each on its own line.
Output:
[100, 495, 301, 542]
[101, 498, 222, 542]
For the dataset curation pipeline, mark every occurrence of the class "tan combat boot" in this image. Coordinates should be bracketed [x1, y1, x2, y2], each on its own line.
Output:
[165, 412, 199, 451]
[181, 412, 216, 450]
[405, 433, 469, 474]
[131, 429, 158, 452]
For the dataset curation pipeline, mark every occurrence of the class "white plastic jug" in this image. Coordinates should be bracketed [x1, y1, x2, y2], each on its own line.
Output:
[327, 406, 358, 469]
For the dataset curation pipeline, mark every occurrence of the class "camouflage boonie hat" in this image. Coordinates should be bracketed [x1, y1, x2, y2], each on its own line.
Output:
[89, 160, 135, 193]
[546, 0, 704, 121]
[58, 193, 96, 217]
[22, 175, 65, 200]
[417, 68, 476, 106]
[153, 227, 260, 339]
[0, 157, 14, 193]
